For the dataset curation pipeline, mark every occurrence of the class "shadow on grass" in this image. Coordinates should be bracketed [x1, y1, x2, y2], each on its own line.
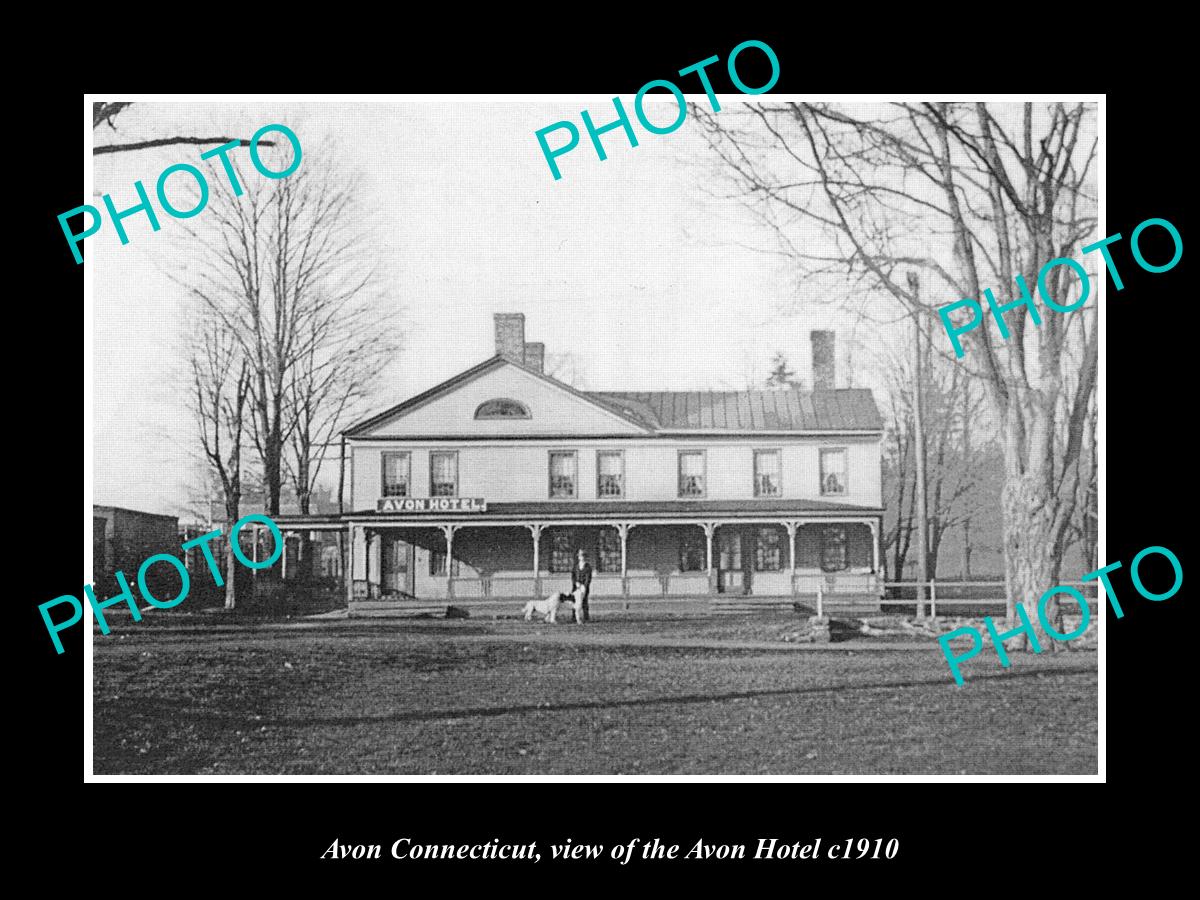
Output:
[830, 619, 864, 642]
[107, 663, 1095, 729]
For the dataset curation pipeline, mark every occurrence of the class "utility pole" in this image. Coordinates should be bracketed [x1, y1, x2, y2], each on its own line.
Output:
[960, 381, 972, 581]
[908, 273, 930, 618]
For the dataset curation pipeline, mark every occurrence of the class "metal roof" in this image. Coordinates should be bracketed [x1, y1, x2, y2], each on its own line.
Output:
[586, 389, 882, 432]
[344, 354, 884, 437]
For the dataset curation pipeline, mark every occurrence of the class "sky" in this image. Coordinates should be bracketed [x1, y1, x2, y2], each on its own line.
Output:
[90, 100, 901, 517]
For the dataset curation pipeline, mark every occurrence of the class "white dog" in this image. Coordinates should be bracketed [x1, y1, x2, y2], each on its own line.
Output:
[522, 586, 586, 624]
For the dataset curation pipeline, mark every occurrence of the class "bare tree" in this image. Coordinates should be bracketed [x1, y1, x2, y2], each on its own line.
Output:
[696, 101, 1098, 646]
[765, 351, 804, 389]
[1063, 393, 1098, 576]
[880, 338, 993, 582]
[92, 102, 272, 156]
[880, 382, 915, 582]
[173, 461, 221, 526]
[188, 309, 251, 609]
[544, 352, 589, 388]
[285, 289, 397, 578]
[171, 135, 388, 519]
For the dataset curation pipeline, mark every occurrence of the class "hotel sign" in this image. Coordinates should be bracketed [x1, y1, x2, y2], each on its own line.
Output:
[376, 497, 488, 513]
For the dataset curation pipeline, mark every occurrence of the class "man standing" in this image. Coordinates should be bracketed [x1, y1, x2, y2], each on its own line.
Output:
[572, 548, 593, 624]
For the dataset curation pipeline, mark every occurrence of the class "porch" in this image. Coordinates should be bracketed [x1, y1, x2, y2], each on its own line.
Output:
[273, 511, 885, 614]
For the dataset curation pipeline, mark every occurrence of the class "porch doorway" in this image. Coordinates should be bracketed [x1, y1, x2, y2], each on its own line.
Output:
[716, 527, 753, 595]
[381, 535, 415, 597]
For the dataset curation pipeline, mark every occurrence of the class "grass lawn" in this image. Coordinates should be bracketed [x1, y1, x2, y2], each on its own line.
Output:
[92, 616, 1097, 775]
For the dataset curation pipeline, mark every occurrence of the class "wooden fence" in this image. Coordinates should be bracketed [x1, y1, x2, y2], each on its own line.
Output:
[881, 581, 1101, 618]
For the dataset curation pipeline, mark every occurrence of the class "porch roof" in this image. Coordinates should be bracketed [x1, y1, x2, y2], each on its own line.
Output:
[412, 498, 883, 517]
[274, 498, 882, 529]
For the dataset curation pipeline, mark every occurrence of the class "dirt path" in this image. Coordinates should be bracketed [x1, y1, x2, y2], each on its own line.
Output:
[93, 617, 1099, 658]
[407, 631, 938, 651]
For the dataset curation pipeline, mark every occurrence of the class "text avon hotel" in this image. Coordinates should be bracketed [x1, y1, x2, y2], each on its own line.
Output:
[280, 314, 885, 613]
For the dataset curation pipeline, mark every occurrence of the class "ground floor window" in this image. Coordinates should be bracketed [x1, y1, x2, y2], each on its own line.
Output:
[430, 548, 461, 577]
[550, 529, 574, 573]
[821, 526, 848, 571]
[597, 528, 622, 573]
[320, 544, 341, 578]
[755, 527, 782, 571]
[717, 531, 741, 570]
[679, 530, 706, 572]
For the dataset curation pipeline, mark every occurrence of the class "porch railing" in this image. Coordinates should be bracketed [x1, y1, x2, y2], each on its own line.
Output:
[429, 571, 885, 603]
[355, 574, 1105, 619]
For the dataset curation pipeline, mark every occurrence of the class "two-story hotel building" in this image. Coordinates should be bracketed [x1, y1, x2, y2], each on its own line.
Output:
[277, 314, 886, 613]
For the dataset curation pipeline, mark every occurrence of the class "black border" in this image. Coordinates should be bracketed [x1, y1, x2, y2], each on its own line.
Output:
[25, 26, 1192, 888]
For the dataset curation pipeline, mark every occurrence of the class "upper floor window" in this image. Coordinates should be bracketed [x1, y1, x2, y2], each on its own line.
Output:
[381, 451, 411, 497]
[430, 451, 458, 497]
[549, 451, 577, 498]
[754, 449, 782, 497]
[819, 448, 848, 496]
[597, 450, 624, 498]
[474, 398, 530, 419]
[678, 450, 706, 498]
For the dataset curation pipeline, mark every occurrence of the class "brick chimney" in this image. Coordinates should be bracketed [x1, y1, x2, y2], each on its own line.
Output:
[494, 313, 526, 364]
[811, 330, 835, 391]
[524, 341, 545, 374]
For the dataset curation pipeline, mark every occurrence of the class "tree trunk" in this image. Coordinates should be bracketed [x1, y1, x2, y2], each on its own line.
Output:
[265, 433, 282, 516]
[928, 524, 944, 582]
[297, 489, 313, 583]
[911, 306, 929, 613]
[894, 481, 915, 583]
[961, 518, 973, 581]
[961, 380, 973, 582]
[1082, 512, 1097, 577]
[893, 531, 909, 585]
[223, 512, 239, 610]
[1000, 473, 1066, 652]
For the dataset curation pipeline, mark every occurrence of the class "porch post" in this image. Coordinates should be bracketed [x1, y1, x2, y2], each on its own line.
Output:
[526, 523, 544, 597]
[252, 523, 260, 579]
[346, 526, 358, 605]
[281, 532, 290, 580]
[364, 527, 373, 598]
[441, 525, 457, 600]
[702, 522, 716, 595]
[868, 518, 881, 593]
[617, 523, 629, 577]
[785, 520, 798, 596]
[617, 522, 631, 605]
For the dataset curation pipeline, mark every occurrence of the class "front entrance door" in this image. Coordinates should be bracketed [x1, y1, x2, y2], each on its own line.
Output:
[381, 535, 415, 597]
[716, 529, 750, 595]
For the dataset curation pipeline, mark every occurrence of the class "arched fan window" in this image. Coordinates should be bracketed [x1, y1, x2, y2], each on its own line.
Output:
[474, 398, 531, 420]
